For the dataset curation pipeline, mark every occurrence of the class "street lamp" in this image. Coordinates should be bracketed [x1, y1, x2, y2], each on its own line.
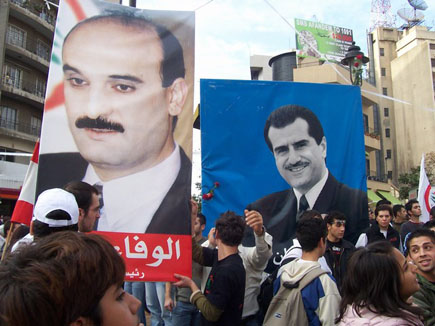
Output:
[341, 42, 369, 86]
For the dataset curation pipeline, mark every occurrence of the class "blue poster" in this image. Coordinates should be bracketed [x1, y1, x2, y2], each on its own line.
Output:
[200, 79, 368, 271]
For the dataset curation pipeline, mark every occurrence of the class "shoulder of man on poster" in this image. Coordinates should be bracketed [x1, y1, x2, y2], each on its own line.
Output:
[245, 104, 368, 273]
[37, 11, 192, 235]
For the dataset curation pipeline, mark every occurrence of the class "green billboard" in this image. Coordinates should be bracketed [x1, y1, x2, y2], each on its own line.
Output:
[295, 18, 353, 62]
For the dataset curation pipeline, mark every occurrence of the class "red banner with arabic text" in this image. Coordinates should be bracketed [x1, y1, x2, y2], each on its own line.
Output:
[95, 231, 192, 282]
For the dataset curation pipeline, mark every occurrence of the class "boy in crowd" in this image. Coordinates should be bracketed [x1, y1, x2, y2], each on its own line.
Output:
[356, 204, 401, 251]
[0, 232, 142, 326]
[406, 229, 435, 326]
[392, 204, 408, 233]
[324, 211, 355, 291]
[174, 211, 246, 326]
[401, 199, 423, 243]
[265, 217, 340, 326]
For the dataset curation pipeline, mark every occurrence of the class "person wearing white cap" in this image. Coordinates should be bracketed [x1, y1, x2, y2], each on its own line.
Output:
[11, 188, 79, 252]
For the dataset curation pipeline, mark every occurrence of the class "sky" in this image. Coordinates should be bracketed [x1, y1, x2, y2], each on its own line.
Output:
[120, 0, 434, 192]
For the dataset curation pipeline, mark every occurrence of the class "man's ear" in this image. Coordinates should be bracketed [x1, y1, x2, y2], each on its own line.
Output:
[78, 208, 85, 220]
[167, 77, 188, 116]
[200, 224, 205, 232]
[320, 136, 327, 160]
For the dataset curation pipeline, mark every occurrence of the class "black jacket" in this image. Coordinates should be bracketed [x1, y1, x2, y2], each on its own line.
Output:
[366, 224, 401, 250]
[324, 238, 355, 290]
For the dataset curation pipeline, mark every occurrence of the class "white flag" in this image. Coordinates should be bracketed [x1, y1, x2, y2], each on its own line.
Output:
[418, 154, 431, 223]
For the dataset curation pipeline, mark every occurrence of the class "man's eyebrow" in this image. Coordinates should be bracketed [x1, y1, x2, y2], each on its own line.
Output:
[293, 139, 309, 147]
[273, 145, 288, 153]
[63, 64, 80, 74]
[108, 74, 144, 83]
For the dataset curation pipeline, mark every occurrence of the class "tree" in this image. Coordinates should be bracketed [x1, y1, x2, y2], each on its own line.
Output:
[192, 181, 202, 213]
[398, 152, 435, 200]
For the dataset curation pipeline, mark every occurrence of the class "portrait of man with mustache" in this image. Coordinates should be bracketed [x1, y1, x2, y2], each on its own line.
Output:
[245, 104, 368, 272]
[36, 9, 193, 235]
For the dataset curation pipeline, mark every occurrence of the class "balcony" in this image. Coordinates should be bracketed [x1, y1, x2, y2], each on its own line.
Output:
[0, 116, 41, 141]
[9, 0, 57, 40]
[5, 38, 50, 73]
[367, 170, 391, 192]
[1, 77, 45, 108]
[364, 128, 381, 151]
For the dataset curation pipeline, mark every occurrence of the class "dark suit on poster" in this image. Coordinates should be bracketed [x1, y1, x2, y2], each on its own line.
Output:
[36, 148, 192, 235]
[245, 172, 368, 272]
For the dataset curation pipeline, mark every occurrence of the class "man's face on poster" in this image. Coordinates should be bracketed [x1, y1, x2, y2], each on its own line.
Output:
[268, 118, 326, 194]
[62, 21, 176, 177]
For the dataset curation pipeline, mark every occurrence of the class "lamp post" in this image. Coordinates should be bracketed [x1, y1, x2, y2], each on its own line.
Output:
[341, 42, 369, 86]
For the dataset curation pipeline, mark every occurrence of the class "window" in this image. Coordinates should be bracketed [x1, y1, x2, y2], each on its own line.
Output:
[385, 128, 390, 138]
[6, 25, 26, 48]
[430, 43, 435, 50]
[380, 48, 384, 56]
[30, 116, 42, 136]
[36, 39, 50, 61]
[35, 78, 46, 98]
[3, 65, 23, 89]
[384, 107, 389, 117]
[381, 67, 386, 76]
[386, 149, 391, 159]
[387, 171, 393, 180]
[0, 107, 17, 130]
[363, 114, 369, 133]
[382, 87, 388, 96]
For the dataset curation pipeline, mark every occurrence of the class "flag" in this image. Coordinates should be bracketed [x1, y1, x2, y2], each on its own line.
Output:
[10, 141, 39, 225]
[418, 153, 431, 223]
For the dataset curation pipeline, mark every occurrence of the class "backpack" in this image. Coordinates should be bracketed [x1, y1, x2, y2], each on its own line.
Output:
[263, 267, 327, 326]
[257, 246, 301, 321]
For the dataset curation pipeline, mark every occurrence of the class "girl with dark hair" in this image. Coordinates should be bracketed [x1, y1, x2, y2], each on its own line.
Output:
[337, 241, 423, 326]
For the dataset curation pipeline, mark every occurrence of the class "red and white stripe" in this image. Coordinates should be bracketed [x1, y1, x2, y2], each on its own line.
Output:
[11, 141, 39, 226]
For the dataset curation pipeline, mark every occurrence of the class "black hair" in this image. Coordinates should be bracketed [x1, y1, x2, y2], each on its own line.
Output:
[324, 211, 346, 225]
[430, 206, 435, 217]
[296, 217, 327, 252]
[406, 228, 435, 256]
[64, 181, 99, 213]
[215, 211, 245, 246]
[336, 241, 422, 325]
[393, 204, 405, 217]
[423, 220, 435, 230]
[299, 210, 322, 221]
[405, 199, 419, 214]
[375, 204, 393, 218]
[197, 213, 206, 226]
[376, 199, 391, 208]
[264, 105, 324, 152]
[32, 209, 78, 239]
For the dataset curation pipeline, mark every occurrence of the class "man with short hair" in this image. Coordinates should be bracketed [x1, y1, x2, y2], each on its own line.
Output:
[264, 217, 341, 326]
[194, 212, 207, 245]
[173, 211, 246, 326]
[401, 199, 423, 243]
[64, 181, 100, 232]
[11, 188, 79, 252]
[324, 211, 355, 290]
[406, 229, 435, 326]
[392, 204, 408, 233]
[37, 12, 191, 234]
[356, 204, 401, 250]
[246, 105, 368, 272]
[430, 206, 435, 221]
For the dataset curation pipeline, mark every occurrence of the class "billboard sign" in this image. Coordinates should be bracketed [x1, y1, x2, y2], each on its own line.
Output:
[295, 18, 353, 62]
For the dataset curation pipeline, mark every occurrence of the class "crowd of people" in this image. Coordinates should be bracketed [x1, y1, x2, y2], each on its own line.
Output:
[0, 184, 434, 326]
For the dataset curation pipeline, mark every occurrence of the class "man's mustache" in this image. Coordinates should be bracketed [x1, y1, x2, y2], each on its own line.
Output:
[75, 116, 125, 133]
[284, 161, 308, 170]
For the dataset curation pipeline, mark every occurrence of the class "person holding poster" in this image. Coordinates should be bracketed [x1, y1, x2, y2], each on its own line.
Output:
[37, 7, 193, 236]
[247, 105, 368, 271]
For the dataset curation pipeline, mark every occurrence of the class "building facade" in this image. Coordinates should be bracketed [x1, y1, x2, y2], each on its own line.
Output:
[0, 0, 58, 215]
[369, 25, 435, 185]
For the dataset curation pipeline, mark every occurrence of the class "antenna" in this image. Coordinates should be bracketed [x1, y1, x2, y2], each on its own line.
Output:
[44, 0, 59, 10]
[369, 0, 396, 32]
[397, 0, 428, 30]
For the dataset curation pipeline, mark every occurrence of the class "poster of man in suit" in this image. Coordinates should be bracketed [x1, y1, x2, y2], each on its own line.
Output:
[200, 79, 368, 272]
[36, 0, 194, 281]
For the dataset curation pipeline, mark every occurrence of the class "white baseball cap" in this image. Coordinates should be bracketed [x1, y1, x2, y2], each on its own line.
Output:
[33, 188, 79, 227]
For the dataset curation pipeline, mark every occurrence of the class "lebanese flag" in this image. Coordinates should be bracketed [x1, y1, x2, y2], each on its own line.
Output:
[10, 141, 39, 225]
[418, 154, 431, 223]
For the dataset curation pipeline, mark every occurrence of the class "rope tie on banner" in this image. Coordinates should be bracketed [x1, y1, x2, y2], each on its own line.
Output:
[261, 0, 435, 111]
